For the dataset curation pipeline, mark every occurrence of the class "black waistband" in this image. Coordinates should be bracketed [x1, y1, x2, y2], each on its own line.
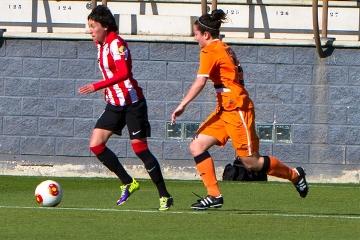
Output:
[214, 84, 225, 89]
[214, 81, 244, 89]
[105, 98, 145, 112]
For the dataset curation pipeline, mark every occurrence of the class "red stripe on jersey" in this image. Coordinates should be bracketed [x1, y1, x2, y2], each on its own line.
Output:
[94, 32, 144, 107]
[109, 86, 120, 106]
[106, 48, 121, 106]
[119, 81, 132, 105]
[98, 45, 120, 106]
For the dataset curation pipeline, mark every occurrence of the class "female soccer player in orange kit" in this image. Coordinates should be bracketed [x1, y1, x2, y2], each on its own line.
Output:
[171, 9, 309, 210]
[79, 5, 173, 211]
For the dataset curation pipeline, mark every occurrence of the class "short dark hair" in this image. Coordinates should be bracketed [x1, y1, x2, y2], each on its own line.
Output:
[194, 9, 227, 38]
[88, 5, 118, 32]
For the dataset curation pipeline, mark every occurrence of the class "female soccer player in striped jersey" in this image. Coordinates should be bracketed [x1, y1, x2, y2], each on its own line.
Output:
[171, 9, 309, 210]
[79, 5, 173, 211]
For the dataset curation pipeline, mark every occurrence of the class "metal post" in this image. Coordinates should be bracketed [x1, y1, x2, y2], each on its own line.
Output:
[312, 0, 325, 58]
[0, 29, 6, 49]
[322, 0, 328, 38]
[0, 28, 6, 36]
[92, 0, 97, 9]
[211, 0, 217, 11]
[201, 0, 207, 15]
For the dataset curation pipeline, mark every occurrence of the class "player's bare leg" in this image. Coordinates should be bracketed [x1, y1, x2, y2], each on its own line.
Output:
[189, 134, 224, 210]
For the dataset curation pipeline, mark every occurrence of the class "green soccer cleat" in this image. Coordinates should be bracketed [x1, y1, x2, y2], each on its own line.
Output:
[158, 196, 174, 211]
[116, 178, 140, 205]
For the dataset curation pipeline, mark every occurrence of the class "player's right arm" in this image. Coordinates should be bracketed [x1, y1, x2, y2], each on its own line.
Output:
[91, 39, 130, 91]
[171, 51, 215, 123]
[78, 39, 130, 95]
[171, 76, 207, 123]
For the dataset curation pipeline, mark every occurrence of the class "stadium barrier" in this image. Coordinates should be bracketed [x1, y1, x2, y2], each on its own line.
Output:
[1, 0, 359, 42]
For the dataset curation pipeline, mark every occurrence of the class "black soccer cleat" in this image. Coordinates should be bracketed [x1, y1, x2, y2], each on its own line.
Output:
[191, 194, 224, 210]
[293, 167, 309, 198]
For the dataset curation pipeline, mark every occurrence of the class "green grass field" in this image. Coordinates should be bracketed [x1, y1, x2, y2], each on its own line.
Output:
[0, 175, 359, 240]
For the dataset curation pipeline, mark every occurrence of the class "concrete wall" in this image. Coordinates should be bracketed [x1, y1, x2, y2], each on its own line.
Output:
[0, 37, 359, 182]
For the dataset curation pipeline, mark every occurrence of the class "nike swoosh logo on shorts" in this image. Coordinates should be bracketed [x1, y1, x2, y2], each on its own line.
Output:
[132, 130, 141, 135]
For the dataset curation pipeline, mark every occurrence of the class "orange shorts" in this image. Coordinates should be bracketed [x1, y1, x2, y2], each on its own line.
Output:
[197, 108, 259, 157]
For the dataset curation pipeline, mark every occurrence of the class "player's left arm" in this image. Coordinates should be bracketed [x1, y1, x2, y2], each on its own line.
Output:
[79, 40, 130, 94]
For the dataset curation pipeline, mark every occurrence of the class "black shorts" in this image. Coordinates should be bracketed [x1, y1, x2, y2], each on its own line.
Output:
[95, 99, 151, 139]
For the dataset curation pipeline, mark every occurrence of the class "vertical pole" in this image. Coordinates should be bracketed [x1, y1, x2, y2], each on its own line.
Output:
[211, 0, 217, 11]
[31, 0, 38, 32]
[102, 0, 107, 6]
[201, 0, 207, 15]
[313, 0, 326, 58]
[92, 0, 97, 9]
[321, 0, 328, 38]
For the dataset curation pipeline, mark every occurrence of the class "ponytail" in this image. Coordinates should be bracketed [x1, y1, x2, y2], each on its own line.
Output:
[195, 9, 227, 38]
[210, 9, 226, 23]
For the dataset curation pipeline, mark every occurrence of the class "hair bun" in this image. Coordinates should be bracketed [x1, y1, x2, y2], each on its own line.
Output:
[211, 9, 226, 22]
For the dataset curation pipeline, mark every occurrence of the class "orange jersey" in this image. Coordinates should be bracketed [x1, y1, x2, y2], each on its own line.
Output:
[197, 40, 253, 111]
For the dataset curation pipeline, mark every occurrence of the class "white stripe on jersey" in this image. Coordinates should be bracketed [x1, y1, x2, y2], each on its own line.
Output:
[97, 35, 143, 107]
[112, 84, 126, 106]
[124, 79, 138, 103]
[105, 87, 115, 105]
[101, 43, 117, 105]
[110, 39, 122, 61]
[102, 44, 114, 79]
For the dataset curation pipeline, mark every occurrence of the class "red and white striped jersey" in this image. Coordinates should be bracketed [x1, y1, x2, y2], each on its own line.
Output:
[92, 32, 144, 106]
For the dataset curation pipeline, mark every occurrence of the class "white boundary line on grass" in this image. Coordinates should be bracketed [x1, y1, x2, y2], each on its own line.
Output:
[0, 205, 359, 220]
[215, 181, 360, 189]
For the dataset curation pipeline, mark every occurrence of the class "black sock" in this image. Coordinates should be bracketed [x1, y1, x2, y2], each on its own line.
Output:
[97, 147, 132, 184]
[137, 150, 170, 198]
[260, 156, 270, 175]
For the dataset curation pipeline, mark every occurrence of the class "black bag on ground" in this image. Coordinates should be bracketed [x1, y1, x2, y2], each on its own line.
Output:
[222, 157, 267, 181]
